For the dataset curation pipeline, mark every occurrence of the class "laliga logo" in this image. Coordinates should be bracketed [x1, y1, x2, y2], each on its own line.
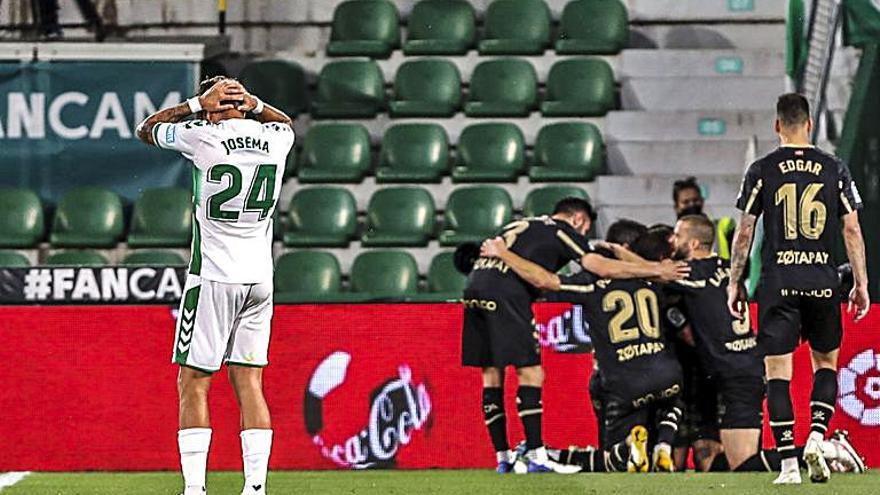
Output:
[838, 349, 880, 426]
[304, 351, 432, 469]
[537, 304, 592, 353]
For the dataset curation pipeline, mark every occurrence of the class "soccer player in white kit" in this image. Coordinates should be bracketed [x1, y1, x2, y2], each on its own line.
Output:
[137, 77, 294, 495]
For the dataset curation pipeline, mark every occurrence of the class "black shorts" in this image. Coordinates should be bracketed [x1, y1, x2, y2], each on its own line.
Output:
[716, 374, 765, 430]
[589, 367, 606, 448]
[674, 348, 720, 447]
[461, 287, 540, 368]
[602, 368, 682, 448]
[758, 288, 842, 355]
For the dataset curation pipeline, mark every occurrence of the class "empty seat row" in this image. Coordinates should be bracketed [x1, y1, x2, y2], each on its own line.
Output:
[0, 249, 185, 267]
[328, 0, 628, 58]
[312, 57, 615, 119]
[296, 122, 604, 183]
[285, 185, 590, 248]
[275, 250, 466, 302]
[0, 186, 190, 249]
[0, 248, 467, 303]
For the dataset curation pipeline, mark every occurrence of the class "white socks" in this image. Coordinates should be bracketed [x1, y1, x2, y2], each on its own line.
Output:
[241, 429, 273, 493]
[496, 450, 513, 463]
[808, 431, 825, 444]
[526, 446, 549, 463]
[178, 428, 212, 493]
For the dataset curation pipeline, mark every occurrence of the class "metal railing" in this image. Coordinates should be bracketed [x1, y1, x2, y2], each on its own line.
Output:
[799, 0, 844, 142]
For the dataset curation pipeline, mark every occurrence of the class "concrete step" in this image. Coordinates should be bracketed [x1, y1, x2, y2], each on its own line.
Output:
[619, 49, 784, 78]
[630, 23, 785, 50]
[606, 110, 777, 141]
[595, 175, 744, 208]
[628, 0, 785, 22]
[621, 77, 786, 111]
[607, 139, 778, 176]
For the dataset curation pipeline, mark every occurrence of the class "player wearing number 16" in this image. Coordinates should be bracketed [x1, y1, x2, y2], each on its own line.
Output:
[137, 76, 294, 495]
[727, 93, 869, 485]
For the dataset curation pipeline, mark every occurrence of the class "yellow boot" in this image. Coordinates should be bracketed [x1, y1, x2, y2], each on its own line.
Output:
[627, 426, 649, 473]
[652, 445, 675, 472]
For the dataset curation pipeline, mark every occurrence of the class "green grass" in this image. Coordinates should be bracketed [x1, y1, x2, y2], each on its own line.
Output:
[5, 470, 879, 495]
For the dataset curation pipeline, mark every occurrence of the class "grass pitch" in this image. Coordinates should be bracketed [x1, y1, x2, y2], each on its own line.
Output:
[4, 470, 878, 495]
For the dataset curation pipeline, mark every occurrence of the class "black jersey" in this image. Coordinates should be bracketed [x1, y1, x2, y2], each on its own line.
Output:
[466, 216, 593, 299]
[667, 256, 763, 378]
[736, 145, 863, 292]
[554, 273, 681, 396]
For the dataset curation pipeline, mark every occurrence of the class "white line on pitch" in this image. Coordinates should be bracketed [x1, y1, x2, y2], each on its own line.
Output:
[0, 472, 31, 492]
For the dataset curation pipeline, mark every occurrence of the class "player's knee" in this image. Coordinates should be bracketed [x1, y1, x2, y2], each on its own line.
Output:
[515, 365, 544, 386]
[811, 349, 838, 370]
[228, 366, 263, 391]
[764, 354, 793, 380]
[481, 367, 504, 387]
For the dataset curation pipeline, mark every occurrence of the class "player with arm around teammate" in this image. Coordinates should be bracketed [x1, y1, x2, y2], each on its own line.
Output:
[480, 235, 686, 473]
[726, 93, 869, 484]
[136, 77, 294, 495]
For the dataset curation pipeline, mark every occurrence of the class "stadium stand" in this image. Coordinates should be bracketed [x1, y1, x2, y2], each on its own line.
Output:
[350, 250, 420, 297]
[0, 250, 31, 267]
[122, 250, 187, 266]
[45, 250, 109, 266]
[0, 188, 44, 248]
[274, 250, 343, 302]
[0, 0, 864, 302]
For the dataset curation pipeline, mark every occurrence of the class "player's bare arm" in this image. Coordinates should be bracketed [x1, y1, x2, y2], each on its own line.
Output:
[842, 210, 870, 321]
[581, 252, 689, 282]
[135, 79, 245, 145]
[726, 212, 756, 319]
[481, 237, 562, 291]
[237, 92, 293, 127]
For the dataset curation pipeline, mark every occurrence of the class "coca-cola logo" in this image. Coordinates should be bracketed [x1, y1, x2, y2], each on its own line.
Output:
[303, 351, 432, 468]
[537, 304, 593, 353]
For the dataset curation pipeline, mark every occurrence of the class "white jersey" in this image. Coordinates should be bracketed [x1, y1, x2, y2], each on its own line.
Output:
[153, 118, 294, 284]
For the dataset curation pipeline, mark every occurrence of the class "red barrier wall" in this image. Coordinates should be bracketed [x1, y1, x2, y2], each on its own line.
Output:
[1, 303, 879, 471]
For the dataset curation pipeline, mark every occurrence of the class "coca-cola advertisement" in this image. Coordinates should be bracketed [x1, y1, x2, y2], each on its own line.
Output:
[1, 303, 880, 471]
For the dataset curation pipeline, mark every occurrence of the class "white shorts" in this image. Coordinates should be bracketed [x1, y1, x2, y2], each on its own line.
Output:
[172, 274, 273, 373]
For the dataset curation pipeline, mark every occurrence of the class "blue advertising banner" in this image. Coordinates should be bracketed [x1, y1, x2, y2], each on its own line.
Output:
[0, 61, 195, 202]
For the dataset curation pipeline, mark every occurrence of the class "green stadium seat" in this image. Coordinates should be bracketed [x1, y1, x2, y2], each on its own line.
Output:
[404, 0, 476, 55]
[453, 123, 525, 182]
[297, 124, 372, 183]
[350, 250, 419, 298]
[542, 58, 615, 117]
[479, 0, 551, 55]
[0, 188, 44, 248]
[465, 59, 537, 117]
[529, 122, 604, 182]
[122, 250, 186, 266]
[45, 250, 108, 266]
[239, 60, 309, 117]
[274, 251, 342, 301]
[50, 187, 124, 248]
[556, 0, 629, 55]
[440, 186, 513, 245]
[312, 60, 385, 118]
[362, 187, 435, 247]
[0, 250, 30, 267]
[523, 186, 590, 217]
[390, 59, 462, 118]
[376, 124, 449, 183]
[428, 251, 466, 295]
[128, 188, 191, 248]
[284, 187, 357, 247]
[327, 0, 400, 58]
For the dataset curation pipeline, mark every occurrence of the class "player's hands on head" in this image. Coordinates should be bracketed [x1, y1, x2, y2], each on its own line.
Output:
[848, 284, 870, 322]
[237, 92, 259, 113]
[726, 282, 748, 320]
[656, 259, 690, 282]
[199, 79, 245, 112]
[480, 237, 507, 258]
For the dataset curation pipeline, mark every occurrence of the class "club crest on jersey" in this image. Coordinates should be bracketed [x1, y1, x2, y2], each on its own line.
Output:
[222, 136, 270, 155]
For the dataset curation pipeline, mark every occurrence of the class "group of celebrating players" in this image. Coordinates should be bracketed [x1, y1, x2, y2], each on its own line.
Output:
[460, 93, 871, 484]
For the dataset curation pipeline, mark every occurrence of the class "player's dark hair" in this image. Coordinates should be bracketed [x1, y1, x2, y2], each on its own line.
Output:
[552, 197, 597, 221]
[672, 176, 701, 203]
[679, 214, 715, 249]
[199, 75, 228, 95]
[630, 228, 673, 262]
[776, 93, 810, 127]
[605, 219, 647, 247]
